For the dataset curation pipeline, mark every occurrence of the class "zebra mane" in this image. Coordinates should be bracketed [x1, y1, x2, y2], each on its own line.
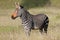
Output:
[20, 5, 24, 9]
[24, 9, 30, 17]
[21, 8, 32, 21]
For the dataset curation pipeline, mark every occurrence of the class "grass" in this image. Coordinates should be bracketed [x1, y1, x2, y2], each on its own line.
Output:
[0, 7, 60, 40]
[51, 0, 60, 7]
[0, 0, 22, 9]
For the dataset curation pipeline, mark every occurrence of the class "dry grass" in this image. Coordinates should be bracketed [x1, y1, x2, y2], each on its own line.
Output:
[0, 7, 60, 40]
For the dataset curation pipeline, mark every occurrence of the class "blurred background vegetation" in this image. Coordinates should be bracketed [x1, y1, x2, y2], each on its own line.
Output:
[0, 0, 60, 9]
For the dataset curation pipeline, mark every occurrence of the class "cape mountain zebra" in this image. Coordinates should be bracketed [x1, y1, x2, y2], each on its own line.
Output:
[11, 3, 49, 36]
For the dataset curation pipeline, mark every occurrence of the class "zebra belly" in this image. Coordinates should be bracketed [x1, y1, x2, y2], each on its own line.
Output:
[34, 26, 39, 30]
[31, 25, 39, 30]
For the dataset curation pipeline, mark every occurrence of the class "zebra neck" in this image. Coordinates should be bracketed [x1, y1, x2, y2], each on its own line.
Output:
[21, 12, 31, 23]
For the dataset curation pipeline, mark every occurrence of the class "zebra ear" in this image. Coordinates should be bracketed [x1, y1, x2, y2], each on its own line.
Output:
[15, 2, 20, 8]
[20, 5, 24, 9]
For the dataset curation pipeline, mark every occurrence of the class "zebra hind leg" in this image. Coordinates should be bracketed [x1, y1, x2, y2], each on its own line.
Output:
[44, 18, 49, 34]
[44, 24, 48, 34]
[39, 26, 44, 34]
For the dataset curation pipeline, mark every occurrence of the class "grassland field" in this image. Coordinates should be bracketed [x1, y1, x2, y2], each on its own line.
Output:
[0, 0, 60, 40]
[0, 7, 60, 40]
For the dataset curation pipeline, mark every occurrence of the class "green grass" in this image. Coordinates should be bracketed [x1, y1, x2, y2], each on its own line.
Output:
[0, 0, 22, 9]
[0, 26, 17, 32]
[51, 0, 60, 7]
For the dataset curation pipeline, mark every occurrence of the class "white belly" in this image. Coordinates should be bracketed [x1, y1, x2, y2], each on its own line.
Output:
[34, 26, 39, 30]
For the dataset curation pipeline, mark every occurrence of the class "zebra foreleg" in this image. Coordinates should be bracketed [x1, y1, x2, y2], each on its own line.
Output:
[24, 27, 31, 37]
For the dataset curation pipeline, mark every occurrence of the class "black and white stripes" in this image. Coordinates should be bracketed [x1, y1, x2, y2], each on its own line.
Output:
[11, 5, 49, 36]
[20, 9, 49, 36]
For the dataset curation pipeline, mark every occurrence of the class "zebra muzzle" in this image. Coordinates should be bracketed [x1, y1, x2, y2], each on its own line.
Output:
[11, 12, 17, 20]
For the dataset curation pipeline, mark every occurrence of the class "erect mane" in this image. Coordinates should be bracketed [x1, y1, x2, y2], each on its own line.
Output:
[20, 5, 24, 9]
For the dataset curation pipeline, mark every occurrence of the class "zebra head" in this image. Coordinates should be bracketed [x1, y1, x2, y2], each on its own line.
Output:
[11, 2, 24, 19]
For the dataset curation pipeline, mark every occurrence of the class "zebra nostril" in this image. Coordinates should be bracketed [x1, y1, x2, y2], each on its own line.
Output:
[11, 15, 16, 20]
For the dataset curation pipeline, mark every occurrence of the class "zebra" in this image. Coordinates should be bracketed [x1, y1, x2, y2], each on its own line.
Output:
[11, 3, 49, 36]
